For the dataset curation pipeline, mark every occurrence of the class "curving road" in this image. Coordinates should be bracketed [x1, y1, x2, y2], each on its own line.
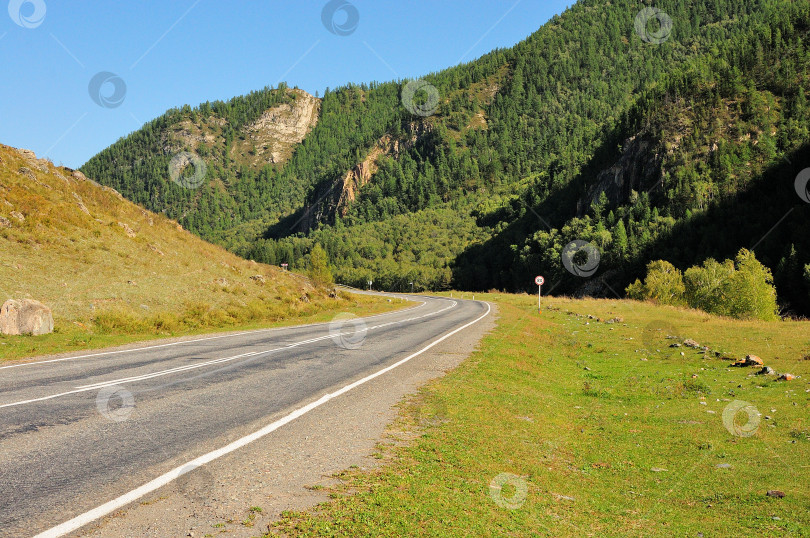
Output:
[0, 293, 489, 537]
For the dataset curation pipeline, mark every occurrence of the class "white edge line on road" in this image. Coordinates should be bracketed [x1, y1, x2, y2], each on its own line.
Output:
[33, 301, 491, 538]
[0, 300, 456, 410]
[0, 298, 428, 371]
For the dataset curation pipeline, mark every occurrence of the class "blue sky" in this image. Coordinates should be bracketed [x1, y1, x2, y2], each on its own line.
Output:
[1, 1, 571, 168]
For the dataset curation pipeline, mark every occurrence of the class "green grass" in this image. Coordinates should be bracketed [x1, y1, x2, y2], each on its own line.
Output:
[270, 293, 810, 537]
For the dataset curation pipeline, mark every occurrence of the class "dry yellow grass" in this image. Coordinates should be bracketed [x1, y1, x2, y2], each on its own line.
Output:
[0, 144, 398, 360]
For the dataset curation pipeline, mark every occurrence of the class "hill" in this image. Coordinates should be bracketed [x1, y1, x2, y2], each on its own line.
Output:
[0, 144, 391, 360]
[81, 0, 810, 314]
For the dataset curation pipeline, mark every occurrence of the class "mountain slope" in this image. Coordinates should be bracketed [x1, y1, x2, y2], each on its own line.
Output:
[0, 143, 384, 359]
[81, 0, 810, 313]
[454, 0, 810, 313]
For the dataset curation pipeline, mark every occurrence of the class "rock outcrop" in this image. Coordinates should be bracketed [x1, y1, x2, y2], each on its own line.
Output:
[577, 133, 663, 216]
[0, 299, 54, 336]
[296, 122, 434, 232]
[244, 89, 320, 165]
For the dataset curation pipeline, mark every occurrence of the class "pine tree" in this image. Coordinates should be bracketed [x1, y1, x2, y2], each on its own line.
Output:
[614, 220, 628, 261]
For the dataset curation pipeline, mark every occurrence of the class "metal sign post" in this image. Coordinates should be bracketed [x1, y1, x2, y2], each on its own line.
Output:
[535, 275, 544, 311]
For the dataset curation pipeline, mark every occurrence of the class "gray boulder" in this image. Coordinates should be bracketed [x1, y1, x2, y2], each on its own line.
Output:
[0, 299, 54, 336]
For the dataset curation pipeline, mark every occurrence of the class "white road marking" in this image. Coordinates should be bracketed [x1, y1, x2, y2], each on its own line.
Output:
[0, 299, 427, 371]
[0, 300, 457, 409]
[33, 301, 490, 538]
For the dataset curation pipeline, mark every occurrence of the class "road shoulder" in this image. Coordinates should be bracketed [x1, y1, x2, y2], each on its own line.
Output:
[75, 302, 497, 538]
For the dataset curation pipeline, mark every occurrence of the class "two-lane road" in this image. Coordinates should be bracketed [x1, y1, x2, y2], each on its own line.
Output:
[0, 294, 489, 537]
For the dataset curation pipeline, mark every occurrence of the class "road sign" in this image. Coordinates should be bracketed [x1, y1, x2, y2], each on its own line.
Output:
[535, 276, 544, 312]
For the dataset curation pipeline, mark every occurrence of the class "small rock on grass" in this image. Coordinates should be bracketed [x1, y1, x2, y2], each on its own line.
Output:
[778, 373, 796, 381]
[757, 366, 776, 376]
[650, 467, 667, 472]
[733, 355, 764, 367]
[715, 463, 732, 469]
[766, 490, 786, 498]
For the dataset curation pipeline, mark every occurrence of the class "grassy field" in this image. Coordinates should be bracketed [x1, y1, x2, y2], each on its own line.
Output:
[0, 144, 402, 361]
[271, 293, 810, 537]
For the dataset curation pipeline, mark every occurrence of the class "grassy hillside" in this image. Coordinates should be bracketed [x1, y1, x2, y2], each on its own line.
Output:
[0, 144, 397, 361]
[82, 0, 810, 314]
[272, 293, 810, 536]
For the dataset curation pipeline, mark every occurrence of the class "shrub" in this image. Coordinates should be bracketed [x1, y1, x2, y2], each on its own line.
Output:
[625, 260, 685, 306]
[629, 249, 778, 321]
[684, 258, 735, 314]
[722, 249, 778, 321]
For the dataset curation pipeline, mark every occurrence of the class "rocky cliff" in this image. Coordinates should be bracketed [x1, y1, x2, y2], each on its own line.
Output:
[296, 122, 434, 232]
[577, 133, 662, 216]
[241, 89, 320, 166]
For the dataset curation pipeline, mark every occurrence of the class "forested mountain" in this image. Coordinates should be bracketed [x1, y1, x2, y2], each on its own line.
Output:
[82, 0, 810, 315]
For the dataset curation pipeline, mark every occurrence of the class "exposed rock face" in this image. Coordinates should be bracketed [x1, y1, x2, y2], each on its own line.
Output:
[577, 133, 662, 216]
[296, 122, 433, 232]
[334, 135, 396, 216]
[0, 299, 54, 336]
[245, 89, 320, 165]
[15, 147, 51, 172]
[16, 148, 37, 161]
[73, 192, 90, 215]
[118, 222, 136, 238]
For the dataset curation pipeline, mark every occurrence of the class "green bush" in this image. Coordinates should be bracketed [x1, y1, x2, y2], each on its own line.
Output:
[308, 244, 333, 288]
[625, 260, 685, 306]
[628, 249, 778, 321]
[684, 259, 735, 314]
[722, 249, 778, 321]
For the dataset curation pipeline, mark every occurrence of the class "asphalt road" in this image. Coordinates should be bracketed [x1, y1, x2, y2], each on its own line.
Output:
[0, 294, 489, 537]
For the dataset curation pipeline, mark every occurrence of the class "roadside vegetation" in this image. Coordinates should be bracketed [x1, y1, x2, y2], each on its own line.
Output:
[271, 293, 809, 537]
[627, 248, 780, 321]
